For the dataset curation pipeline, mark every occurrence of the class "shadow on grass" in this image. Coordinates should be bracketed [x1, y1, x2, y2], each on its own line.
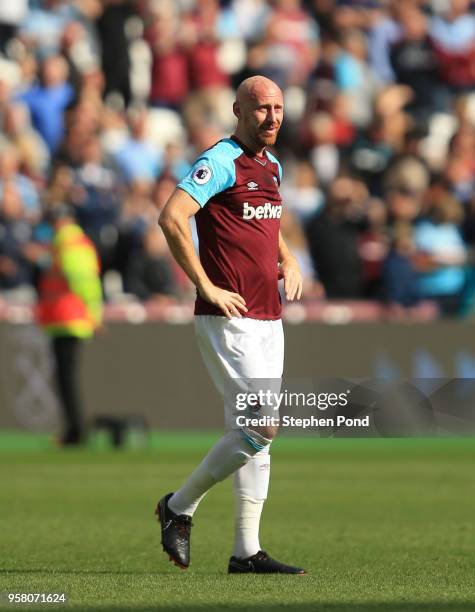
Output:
[62, 604, 475, 612]
[0, 569, 168, 576]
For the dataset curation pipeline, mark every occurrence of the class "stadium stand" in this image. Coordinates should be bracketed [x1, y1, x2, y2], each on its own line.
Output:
[1, 0, 475, 320]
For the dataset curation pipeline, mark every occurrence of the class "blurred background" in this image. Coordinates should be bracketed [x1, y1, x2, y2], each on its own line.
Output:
[1, 0, 475, 439]
[1, 6, 473, 605]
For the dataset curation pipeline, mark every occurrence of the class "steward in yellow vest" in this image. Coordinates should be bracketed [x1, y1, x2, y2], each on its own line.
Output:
[37, 205, 103, 445]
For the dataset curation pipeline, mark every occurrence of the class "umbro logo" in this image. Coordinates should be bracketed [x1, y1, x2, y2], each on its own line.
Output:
[247, 181, 259, 190]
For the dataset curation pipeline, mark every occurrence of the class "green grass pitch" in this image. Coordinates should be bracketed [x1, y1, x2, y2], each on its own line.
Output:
[1, 433, 474, 611]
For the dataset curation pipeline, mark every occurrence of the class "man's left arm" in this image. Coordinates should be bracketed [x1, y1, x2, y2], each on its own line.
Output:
[278, 231, 303, 301]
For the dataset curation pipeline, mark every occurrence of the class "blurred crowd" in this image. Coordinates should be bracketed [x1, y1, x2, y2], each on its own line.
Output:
[1, 0, 475, 318]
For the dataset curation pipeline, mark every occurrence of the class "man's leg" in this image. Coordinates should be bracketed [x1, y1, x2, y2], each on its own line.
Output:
[158, 425, 273, 568]
[168, 427, 271, 516]
[228, 320, 305, 573]
[52, 336, 83, 445]
[169, 316, 274, 515]
[232, 445, 270, 558]
[157, 316, 275, 567]
[156, 317, 305, 572]
[232, 319, 283, 558]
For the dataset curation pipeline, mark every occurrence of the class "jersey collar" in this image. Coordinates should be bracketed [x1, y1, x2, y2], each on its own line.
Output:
[230, 135, 268, 165]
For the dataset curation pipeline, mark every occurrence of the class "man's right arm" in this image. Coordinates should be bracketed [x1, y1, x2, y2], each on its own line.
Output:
[158, 188, 247, 319]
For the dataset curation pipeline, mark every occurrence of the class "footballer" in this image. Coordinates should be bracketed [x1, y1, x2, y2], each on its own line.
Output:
[156, 76, 305, 574]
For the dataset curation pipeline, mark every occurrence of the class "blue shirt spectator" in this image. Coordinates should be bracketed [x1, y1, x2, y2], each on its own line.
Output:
[430, 12, 475, 53]
[114, 140, 162, 184]
[334, 52, 362, 91]
[0, 146, 40, 217]
[114, 107, 163, 184]
[368, 14, 401, 83]
[0, 176, 39, 216]
[414, 220, 467, 297]
[18, 55, 74, 153]
[19, 3, 74, 56]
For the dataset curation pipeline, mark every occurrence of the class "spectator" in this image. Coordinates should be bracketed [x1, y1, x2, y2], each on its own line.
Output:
[306, 176, 367, 298]
[264, 0, 320, 87]
[160, 143, 191, 183]
[60, 20, 98, 96]
[413, 195, 468, 316]
[124, 225, 177, 301]
[281, 159, 324, 223]
[389, 6, 439, 122]
[19, 0, 74, 56]
[430, 0, 475, 92]
[0, 103, 50, 178]
[382, 222, 421, 313]
[182, 0, 234, 130]
[307, 0, 337, 39]
[462, 191, 475, 247]
[302, 82, 355, 186]
[280, 208, 324, 299]
[0, 146, 40, 220]
[18, 54, 75, 154]
[383, 148, 430, 199]
[334, 28, 379, 128]
[145, 5, 189, 110]
[15, 52, 39, 97]
[0, 0, 474, 318]
[56, 97, 103, 167]
[387, 187, 421, 225]
[0, 0, 28, 53]
[96, 0, 135, 107]
[0, 182, 35, 291]
[231, 0, 270, 42]
[348, 118, 395, 196]
[114, 105, 162, 184]
[444, 124, 475, 205]
[367, 0, 402, 83]
[72, 136, 120, 272]
[113, 180, 153, 281]
[358, 197, 389, 298]
[182, 0, 237, 92]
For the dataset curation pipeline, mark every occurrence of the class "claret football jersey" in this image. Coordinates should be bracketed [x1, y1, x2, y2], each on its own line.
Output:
[177, 136, 283, 320]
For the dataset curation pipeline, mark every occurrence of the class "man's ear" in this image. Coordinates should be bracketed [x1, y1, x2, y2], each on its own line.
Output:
[233, 101, 240, 118]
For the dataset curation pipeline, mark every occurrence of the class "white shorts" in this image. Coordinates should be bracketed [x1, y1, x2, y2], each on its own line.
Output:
[194, 316, 284, 429]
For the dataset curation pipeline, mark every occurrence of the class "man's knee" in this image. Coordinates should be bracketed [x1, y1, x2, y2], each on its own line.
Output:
[239, 425, 275, 454]
[249, 423, 279, 441]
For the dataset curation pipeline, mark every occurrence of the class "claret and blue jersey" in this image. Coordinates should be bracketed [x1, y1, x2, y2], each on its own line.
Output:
[178, 136, 283, 320]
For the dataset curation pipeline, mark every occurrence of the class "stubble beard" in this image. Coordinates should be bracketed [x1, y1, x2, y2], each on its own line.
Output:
[254, 125, 280, 148]
[260, 134, 277, 146]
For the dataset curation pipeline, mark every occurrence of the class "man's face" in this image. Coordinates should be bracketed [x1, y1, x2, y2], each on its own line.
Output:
[237, 88, 284, 149]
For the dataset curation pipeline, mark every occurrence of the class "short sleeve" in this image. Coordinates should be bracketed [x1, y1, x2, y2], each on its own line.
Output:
[177, 154, 236, 208]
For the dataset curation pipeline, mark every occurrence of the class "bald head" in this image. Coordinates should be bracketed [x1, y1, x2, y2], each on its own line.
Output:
[233, 76, 284, 154]
[236, 76, 282, 106]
